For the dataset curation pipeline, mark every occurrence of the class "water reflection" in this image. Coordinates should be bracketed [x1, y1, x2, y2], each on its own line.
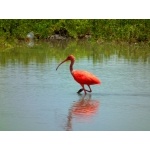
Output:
[0, 41, 149, 66]
[65, 94, 100, 131]
[0, 40, 150, 130]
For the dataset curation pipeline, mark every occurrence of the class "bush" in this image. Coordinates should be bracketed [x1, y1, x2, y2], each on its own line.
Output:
[0, 19, 150, 43]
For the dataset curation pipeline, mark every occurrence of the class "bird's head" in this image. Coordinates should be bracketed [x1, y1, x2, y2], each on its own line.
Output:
[56, 55, 75, 71]
[66, 55, 75, 61]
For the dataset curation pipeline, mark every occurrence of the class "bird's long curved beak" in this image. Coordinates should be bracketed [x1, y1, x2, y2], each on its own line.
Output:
[56, 58, 68, 70]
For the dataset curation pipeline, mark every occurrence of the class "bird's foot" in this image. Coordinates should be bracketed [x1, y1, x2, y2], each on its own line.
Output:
[77, 89, 83, 93]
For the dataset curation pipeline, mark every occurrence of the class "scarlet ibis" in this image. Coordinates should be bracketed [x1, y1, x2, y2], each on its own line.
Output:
[56, 55, 101, 94]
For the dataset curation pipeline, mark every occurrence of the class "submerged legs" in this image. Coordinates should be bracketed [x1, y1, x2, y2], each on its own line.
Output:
[77, 85, 92, 94]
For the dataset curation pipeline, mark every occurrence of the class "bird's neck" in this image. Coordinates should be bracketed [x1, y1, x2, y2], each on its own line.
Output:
[70, 59, 74, 73]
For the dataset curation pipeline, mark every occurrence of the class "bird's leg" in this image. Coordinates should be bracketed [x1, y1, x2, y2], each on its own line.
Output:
[77, 85, 92, 94]
[85, 85, 92, 93]
[77, 89, 83, 93]
[77, 84, 87, 94]
[82, 85, 87, 94]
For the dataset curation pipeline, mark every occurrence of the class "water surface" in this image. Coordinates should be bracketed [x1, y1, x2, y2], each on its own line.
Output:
[0, 41, 150, 130]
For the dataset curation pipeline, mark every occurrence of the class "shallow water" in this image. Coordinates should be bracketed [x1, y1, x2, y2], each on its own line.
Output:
[0, 41, 150, 131]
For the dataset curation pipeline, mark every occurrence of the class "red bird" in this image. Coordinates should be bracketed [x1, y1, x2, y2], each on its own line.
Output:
[56, 55, 101, 94]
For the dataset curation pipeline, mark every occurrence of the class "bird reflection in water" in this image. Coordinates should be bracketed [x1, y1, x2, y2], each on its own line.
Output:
[65, 94, 100, 131]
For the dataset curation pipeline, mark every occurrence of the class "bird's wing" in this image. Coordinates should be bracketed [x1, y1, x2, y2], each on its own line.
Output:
[72, 70, 100, 85]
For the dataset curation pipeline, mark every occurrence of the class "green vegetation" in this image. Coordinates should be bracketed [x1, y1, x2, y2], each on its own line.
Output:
[0, 19, 150, 44]
[0, 40, 149, 66]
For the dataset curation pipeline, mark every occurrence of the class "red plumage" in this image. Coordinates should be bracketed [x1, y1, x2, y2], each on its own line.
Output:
[72, 70, 101, 85]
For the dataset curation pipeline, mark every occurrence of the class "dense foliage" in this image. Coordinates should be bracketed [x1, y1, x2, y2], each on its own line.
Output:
[0, 19, 150, 43]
